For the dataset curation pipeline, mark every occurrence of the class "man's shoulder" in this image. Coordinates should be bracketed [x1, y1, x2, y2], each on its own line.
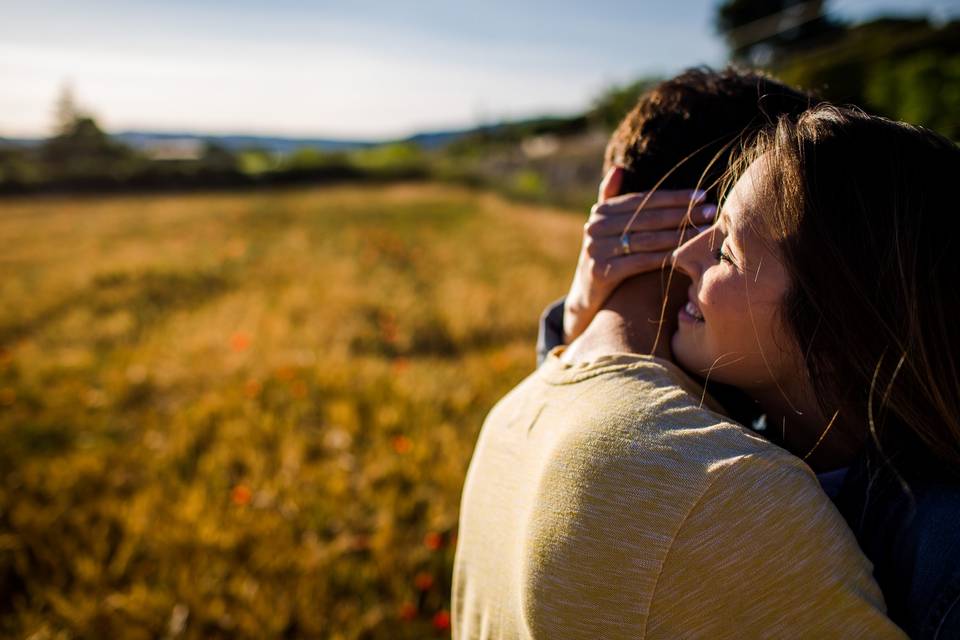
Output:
[477, 351, 809, 516]
[513, 354, 808, 525]
[534, 353, 783, 466]
[537, 351, 728, 417]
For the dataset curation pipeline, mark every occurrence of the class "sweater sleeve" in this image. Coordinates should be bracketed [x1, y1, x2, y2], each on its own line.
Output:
[647, 453, 907, 639]
[535, 296, 566, 367]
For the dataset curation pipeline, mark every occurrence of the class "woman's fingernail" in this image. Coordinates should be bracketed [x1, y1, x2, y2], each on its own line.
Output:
[692, 189, 708, 201]
[702, 204, 717, 220]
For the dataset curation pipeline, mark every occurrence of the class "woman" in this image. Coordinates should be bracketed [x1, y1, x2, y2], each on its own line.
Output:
[549, 105, 960, 638]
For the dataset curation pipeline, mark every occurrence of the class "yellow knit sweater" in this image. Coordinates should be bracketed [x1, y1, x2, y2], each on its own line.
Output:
[452, 350, 905, 639]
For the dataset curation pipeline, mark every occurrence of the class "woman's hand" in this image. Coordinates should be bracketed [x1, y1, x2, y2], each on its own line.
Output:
[562, 167, 717, 343]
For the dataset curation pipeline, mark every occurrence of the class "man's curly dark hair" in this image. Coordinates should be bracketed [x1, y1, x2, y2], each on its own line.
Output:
[604, 67, 815, 199]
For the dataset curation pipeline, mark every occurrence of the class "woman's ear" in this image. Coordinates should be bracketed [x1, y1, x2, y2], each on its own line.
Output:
[598, 166, 624, 203]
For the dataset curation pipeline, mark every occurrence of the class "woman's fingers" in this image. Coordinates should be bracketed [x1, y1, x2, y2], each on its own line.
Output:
[593, 250, 675, 280]
[587, 227, 698, 258]
[590, 189, 707, 216]
[586, 204, 716, 236]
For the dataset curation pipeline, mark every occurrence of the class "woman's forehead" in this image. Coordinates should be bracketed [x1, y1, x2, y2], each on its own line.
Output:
[723, 156, 772, 231]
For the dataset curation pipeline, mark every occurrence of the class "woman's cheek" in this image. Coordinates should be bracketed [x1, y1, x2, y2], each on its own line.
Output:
[755, 303, 796, 372]
[699, 273, 741, 323]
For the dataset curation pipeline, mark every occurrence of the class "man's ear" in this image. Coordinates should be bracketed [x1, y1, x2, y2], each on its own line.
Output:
[598, 166, 624, 203]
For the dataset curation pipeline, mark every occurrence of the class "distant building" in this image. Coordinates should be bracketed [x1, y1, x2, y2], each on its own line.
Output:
[142, 139, 203, 161]
[521, 134, 560, 159]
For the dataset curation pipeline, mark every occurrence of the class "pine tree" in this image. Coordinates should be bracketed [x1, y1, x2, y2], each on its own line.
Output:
[53, 82, 82, 136]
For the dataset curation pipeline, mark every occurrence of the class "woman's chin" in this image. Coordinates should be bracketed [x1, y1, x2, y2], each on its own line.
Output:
[670, 331, 696, 370]
[671, 329, 712, 382]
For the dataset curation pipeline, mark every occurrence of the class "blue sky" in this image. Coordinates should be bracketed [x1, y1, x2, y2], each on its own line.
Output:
[1, 0, 957, 139]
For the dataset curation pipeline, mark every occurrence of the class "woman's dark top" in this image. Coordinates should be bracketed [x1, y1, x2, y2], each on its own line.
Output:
[836, 444, 960, 639]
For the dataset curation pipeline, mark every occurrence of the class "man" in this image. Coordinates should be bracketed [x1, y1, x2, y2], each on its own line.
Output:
[451, 69, 906, 638]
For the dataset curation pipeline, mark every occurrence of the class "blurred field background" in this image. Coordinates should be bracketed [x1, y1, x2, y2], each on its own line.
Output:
[0, 184, 581, 638]
[2, 0, 958, 638]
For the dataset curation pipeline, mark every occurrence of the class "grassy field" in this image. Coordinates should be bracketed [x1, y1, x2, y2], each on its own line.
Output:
[0, 184, 582, 639]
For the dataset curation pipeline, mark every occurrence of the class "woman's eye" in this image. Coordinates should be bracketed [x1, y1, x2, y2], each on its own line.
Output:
[713, 247, 734, 265]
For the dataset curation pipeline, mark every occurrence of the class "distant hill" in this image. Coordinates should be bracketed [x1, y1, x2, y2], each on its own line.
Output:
[402, 129, 475, 149]
[113, 131, 379, 154]
[1, 115, 587, 156]
[112, 120, 583, 153]
[0, 137, 41, 149]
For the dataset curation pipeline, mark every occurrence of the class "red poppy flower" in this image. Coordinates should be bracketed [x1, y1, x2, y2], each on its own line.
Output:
[230, 331, 251, 352]
[424, 531, 443, 551]
[414, 571, 434, 591]
[392, 435, 412, 454]
[398, 601, 417, 621]
[231, 484, 252, 506]
[432, 610, 451, 631]
[243, 379, 262, 398]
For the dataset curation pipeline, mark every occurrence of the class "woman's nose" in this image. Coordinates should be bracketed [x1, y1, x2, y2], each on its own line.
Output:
[672, 228, 713, 281]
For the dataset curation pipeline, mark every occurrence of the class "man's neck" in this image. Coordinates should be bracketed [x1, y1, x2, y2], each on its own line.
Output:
[561, 274, 676, 365]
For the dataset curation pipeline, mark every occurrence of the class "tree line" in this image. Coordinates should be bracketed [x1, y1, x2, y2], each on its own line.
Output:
[0, 1, 956, 195]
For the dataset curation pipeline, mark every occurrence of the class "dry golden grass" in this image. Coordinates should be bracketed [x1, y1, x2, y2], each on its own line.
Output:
[0, 184, 582, 639]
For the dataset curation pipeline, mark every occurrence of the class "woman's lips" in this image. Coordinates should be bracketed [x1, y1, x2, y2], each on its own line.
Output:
[679, 299, 704, 323]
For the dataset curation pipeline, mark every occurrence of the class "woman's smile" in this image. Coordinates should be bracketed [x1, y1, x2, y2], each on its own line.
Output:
[679, 299, 704, 323]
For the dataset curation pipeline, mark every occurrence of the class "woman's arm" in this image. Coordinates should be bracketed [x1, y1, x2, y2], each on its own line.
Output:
[536, 167, 715, 365]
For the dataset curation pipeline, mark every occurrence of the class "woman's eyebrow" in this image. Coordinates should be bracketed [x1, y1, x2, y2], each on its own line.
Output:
[717, 209, 730, 233]
[717, 212, 744, 255]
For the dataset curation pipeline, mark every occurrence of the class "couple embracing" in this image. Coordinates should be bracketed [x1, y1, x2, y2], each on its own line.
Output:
[452, 68, 960, 639]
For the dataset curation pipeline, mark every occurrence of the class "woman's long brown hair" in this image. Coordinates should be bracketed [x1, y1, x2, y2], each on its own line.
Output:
[737, 105, 960, 474]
